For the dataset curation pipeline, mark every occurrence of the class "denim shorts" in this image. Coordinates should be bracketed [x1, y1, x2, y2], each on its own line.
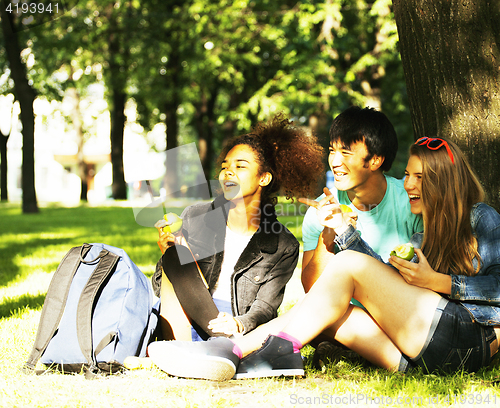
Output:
[191, 298, 232, 342]
[400, 298, 497, 373]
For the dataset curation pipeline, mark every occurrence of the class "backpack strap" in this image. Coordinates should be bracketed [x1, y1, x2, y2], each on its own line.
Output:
[22, 244, 92, 373]
[76, 249, 120, 373]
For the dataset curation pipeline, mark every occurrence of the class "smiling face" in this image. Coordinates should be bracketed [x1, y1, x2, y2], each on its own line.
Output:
[404, 155, 423, 215]
[218, 144, 271, 202]
[328, 140, 379, 193]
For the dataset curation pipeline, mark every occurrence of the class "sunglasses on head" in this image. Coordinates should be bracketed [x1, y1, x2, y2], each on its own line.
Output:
[415, 137, 455, 164]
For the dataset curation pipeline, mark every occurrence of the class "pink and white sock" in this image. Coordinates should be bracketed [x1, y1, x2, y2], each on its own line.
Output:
[231, 342, 243, 359]
[277, 332, 303, 353]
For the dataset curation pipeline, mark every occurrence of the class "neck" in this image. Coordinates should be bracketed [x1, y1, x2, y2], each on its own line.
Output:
[347, 172, 387, 212]
[226, 197, 261, 235]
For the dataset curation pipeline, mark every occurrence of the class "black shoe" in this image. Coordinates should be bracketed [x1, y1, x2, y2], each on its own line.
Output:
[233, 335, 304, 379]
[312, 341, 362, 370]
[147, 337, 239, 381]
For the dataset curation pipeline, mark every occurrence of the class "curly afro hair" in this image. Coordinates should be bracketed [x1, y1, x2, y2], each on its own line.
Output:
[217, 113, 324, 206]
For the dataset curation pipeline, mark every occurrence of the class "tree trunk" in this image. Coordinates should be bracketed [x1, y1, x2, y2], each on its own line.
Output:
[110, 88, 127, 200]
[67, 87, 88, 201]
[393, 0, 500, 210]
[107, 7, 128, 200]
[162, 98, 180, 198]
[1, 2, 38, 213]
[0, 130, 8, 201]
[194, 86, 218, 182]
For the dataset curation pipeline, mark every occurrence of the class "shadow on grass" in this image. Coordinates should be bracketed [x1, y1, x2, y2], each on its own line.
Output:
[0, 205, 160, 288]
[0, 293, 45, 318]
[0, 237, 72, 287]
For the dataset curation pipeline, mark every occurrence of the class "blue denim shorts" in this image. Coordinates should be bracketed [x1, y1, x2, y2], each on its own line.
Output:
[400, 298, 497, 373]
[191, 298, 232, 342]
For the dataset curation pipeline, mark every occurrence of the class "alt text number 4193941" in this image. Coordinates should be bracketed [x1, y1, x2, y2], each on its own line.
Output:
[5, 2, 60, 14]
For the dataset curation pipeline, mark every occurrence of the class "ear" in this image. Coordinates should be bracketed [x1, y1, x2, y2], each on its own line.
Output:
[370, 155, 385, 171]
[259, 172, 272, 187]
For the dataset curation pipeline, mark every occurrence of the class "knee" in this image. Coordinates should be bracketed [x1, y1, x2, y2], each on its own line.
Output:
[326, 250, 373, 276]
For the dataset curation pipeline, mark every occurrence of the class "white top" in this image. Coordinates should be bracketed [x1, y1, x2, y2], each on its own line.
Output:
[212, 226, 253, 303]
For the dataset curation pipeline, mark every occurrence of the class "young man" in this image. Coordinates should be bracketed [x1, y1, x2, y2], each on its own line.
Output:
[298, 106, 423, 367]
[302, 106, 422, 295]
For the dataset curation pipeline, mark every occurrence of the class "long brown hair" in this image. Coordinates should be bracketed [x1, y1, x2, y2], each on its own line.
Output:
[410, 139, 484, 276]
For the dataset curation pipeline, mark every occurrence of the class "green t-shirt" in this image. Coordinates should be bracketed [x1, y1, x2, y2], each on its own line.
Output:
[302, 175, 423, 261]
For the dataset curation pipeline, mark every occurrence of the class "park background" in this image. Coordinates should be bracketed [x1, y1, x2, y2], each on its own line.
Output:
[1, 0, 500, 407]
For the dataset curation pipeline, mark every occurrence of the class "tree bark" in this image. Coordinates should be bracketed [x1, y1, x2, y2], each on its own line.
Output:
[194, 86, 218, 181]
[393, 0, 500, 210]
[110, 87, 127, 200]
[67, 87, 88, 201]
[162, 97, 180, 198]
[107, 7, 128, 200]
[0, 130, 8, 201]
[1, 2, 38, 212]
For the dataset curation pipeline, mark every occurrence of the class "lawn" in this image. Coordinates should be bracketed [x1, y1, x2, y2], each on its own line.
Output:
[1, 201, 500, 407]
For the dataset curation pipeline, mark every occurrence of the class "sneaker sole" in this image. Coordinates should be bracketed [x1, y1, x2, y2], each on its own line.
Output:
[148, 343, 236, 381]
[233, 368, 304, 380]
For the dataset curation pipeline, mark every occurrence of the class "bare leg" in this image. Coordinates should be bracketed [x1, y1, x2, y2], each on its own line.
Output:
[160, 246, 222, 340]
[327, 305, 402, 370]
[233, 297, 402, 370]
[235, 299, 302, 356]
[159, 273, 192, 341]
[233, 250, 441, 370]
[280, 250, 442, 359]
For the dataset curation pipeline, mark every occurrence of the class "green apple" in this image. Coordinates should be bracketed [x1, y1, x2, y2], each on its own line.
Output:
[390, 243, 415, 261]
[163, 212, 183, 234]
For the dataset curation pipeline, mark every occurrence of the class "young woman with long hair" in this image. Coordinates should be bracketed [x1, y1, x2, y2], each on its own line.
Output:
[151, 113, 324, 342]
[147, 137, 500, 380]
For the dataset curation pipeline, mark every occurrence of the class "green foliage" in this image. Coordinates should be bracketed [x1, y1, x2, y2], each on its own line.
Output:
[0, 0, 413, 186]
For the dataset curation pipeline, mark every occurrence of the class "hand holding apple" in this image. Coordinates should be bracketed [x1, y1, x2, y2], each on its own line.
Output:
[162, 212, 183, 234]
[390, 243, 415, 261]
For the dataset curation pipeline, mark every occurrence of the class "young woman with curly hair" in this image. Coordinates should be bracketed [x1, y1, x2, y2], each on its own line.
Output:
[151, 113, 324, 342]
[147, 137, 500, 380]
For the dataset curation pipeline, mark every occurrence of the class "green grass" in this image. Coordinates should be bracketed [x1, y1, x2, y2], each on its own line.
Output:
[2, 201, 500, 407]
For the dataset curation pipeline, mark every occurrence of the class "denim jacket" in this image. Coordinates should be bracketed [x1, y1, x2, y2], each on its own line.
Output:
[152, 195, 298, 333]
[335, 203, 500, 326]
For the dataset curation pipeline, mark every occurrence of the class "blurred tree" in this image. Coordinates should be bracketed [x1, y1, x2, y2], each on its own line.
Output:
[245, 0, 411, 177]
[0, 0, 38, 213]
[1, 0, 412, 208]
[131, 0, 196, 197]
[183, 0, 290, 179]
[0, 99, 13, 201]
[393, 0, 500, 210]
[33, 0, 142, 200]
[0, 127, 8, 201]
[80, 0, 139, 200]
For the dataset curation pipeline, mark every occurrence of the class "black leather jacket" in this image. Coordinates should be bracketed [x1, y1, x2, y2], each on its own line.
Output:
[153, 195, 299, 333]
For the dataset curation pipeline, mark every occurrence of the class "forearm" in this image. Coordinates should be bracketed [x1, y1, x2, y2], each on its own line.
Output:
[301, 245, 336, 292]
[237, 300, 276, 333]
[427, 273, 452, 295]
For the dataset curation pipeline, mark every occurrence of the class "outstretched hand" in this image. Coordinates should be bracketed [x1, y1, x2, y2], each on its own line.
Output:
[299, 187, 357, 236]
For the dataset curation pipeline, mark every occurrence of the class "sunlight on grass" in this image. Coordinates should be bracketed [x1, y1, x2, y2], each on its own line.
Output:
[2, 202, 500, 407]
